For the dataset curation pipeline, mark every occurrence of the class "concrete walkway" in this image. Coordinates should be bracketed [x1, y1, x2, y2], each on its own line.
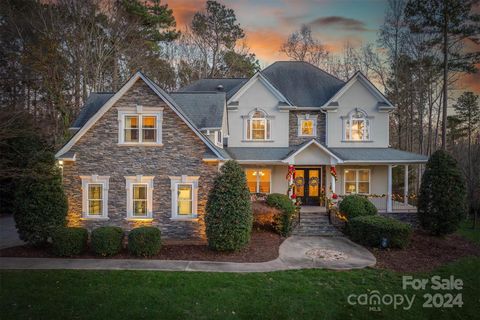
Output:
[0, 236, 376, 273]
[0, 215, 24, 249]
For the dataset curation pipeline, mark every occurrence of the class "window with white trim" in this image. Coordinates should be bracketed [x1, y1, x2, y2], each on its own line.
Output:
[344, 109, 370, 141]
[297, 114, 317, 137]
[169, 176, 199, 219]
[80, 175, 109, 219]
[245, 110, 271, 141]
[125, 176, 154, 219]
[215, 130, 223, 146]
[245, 168, 271, 193]
[344, 169, 370, 194]
[118, 106, 163, 145]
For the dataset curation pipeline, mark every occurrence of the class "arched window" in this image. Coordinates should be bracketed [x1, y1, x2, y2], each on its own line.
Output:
[345, 109, 370, 141]
[246, 110, 271, 141]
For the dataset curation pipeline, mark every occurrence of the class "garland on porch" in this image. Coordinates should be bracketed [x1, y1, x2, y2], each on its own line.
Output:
[330, 166, 337, 181]
[286, 165, 297, 202]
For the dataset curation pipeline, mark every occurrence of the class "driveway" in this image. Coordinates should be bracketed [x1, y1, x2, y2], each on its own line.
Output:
[0, 215, 24, 249]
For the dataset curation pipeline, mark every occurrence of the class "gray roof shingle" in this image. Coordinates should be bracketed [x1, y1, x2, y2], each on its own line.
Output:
[178, 78, 248, 99]
[225, 147, 296, 161]
[329, 148, 429, 162]
[170, 92, 225, 129]
[261, 61, 345, 107]
[71, 93, 114, 128]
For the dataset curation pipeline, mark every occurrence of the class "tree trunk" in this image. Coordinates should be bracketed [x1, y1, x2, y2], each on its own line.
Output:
[441, 11, 448, 150]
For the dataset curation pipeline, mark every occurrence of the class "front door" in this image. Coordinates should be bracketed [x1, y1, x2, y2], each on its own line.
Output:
[295, 168, 321, 206]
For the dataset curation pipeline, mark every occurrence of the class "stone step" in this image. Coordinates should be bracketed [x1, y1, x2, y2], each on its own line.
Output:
[292, 212, 343, 236]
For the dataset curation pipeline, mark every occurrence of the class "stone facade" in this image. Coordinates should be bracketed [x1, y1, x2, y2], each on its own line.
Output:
[288, 111, 326, 146]
[62, 79, 219, 241]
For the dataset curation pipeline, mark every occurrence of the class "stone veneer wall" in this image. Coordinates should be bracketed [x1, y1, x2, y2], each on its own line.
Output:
[62, 79, 219, 241]
[289, 111, 326, 146]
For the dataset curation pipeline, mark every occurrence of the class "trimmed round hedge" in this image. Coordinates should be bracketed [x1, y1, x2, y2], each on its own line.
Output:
[339, 194, 377, 220]
[128, 227, 161, 257]
[91, 226, 124, 256]
[349, 215, 412, 248]
[51, 227, 88, 257]
[266, 193, 296, 236]
[205, 160, 253, 251]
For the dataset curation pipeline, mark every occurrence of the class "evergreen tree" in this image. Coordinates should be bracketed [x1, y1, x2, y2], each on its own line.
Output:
[205, 161, 252, 251]
[13, 152, 68, 246]
[453, 91, 480, 227]
[418, 150, 467, 235]
[405, 0, 480, 150]
[191, 0, 245, 77]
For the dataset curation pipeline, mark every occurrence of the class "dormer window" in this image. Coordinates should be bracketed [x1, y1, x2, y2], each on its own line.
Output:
[245, 109, 272, 141]
[345, 109, 370, 141]
[297, 114, 317, 137]
[118, 105, 163, 145]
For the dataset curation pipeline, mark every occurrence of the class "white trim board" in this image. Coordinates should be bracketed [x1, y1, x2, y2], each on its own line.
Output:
[283, 139, 343, 164]
[321, 72, 394, 110]
[55, 72, 225, 160]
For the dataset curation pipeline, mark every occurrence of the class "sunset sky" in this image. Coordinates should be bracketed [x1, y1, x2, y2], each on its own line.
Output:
[165, 0, 479, 93]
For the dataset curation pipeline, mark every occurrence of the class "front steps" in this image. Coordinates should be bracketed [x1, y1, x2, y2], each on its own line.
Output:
[292, 211, 343, 237]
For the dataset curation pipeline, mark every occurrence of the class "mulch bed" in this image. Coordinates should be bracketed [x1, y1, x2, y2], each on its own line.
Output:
[371, 230, 480, 272]
[0, 230, 283, 263]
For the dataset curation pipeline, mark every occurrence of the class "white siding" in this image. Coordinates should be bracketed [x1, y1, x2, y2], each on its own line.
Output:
[228, 78, 289, 147]
[326, 80, 390, 148]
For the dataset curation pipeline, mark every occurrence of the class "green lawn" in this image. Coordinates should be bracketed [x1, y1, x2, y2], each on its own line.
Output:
[0, 257, 478, 320]
[1, 224, 478, 320]
[457, 220, 480, 245]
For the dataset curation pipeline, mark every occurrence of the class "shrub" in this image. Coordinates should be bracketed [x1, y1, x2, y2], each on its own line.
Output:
[349, 215, 412, 248]
[91, 226, 124, 256]
[51, 227, 88, 257]
[339, 194, 377, 221]
[252, 201, 280, 230]
[128, 227, 161, 257]
[13, 152, 68, 246]
[266, 193, 296, 236]
[418, 150, 467, 236]
[206, 160, 253, 251]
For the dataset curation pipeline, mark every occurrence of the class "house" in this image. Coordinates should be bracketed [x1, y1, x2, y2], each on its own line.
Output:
[56, 61, 428, 240]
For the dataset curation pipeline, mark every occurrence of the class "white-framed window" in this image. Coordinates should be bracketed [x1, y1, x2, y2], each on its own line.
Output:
[125, 175, 154, 219]
[344, 169, 370, 194]
[245, 168, 271, 193]
[169, 175, 199, 219]
[244, 109, 271, 141]
[215, 130, 223, 147]
[118, 105, 163, 145]
[80, 175, 109, 219]
[297, 114, 317, 137]
[344, 109, 370, 141]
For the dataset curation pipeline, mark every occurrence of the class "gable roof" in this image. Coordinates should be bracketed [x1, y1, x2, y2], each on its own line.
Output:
[261, 61, 345, 108]
[178, 78, 248, 99]
[71, 92, 114, 128]
[283, 139, 343, 163]
[56, 72, 225, 160]
[321, 71, 394, 110]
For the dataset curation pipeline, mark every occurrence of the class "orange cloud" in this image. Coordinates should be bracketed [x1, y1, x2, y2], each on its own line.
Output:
[166, 0, 203, 27]
[243, 28, 288, 63]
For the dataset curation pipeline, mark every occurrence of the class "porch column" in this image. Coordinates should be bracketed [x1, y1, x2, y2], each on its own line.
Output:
[387, 165, 393, 213]
[404, 165, 409, 206]
[330, 168, 336, 194]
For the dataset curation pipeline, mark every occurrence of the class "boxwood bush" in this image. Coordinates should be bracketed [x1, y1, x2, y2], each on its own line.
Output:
[349, 215, 412, 248]
[339, 194, 377, 221]
[91, 226, 124, 256]
[51, 227, 88, 257]
[128, 227, 161, 257]
[206, 160, 253, 251]
[266, 193, 296, 236]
